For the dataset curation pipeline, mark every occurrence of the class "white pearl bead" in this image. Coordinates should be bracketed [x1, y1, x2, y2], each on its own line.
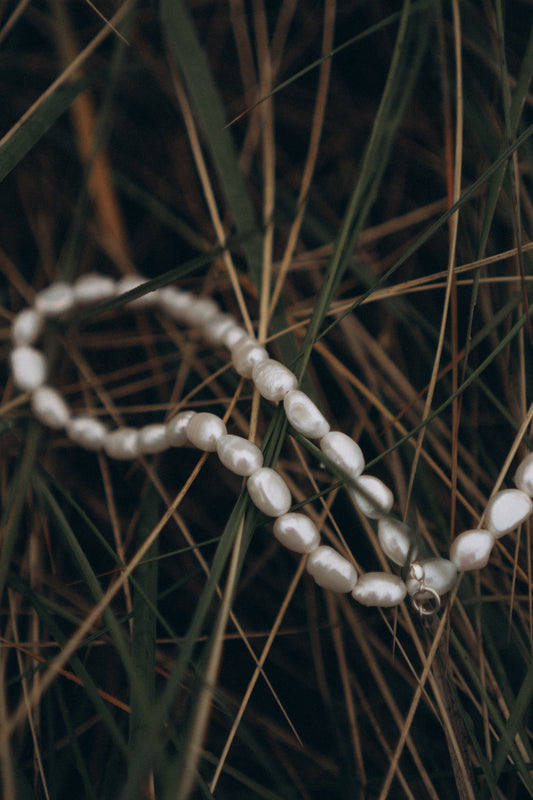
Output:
[252, 359, 298, 402]
[406, 558, 457, 599]
[352, 572, 407, 607]
[186, 412, 227, 452]
[222, 325, 247, 349]
[73, 273, 117, 304]
[117, 276, 159, 308]
[306, 545, 358, 593]
[104, 428, 140, 459]
[35, 282, 75, 316]
[320, 431, 365, 478]
[31, 386, 70, 429]
[137, 424, 169, 454]
[515, 453, 533, 496]
[181, 297, 220, 326]
[10, 346, 47, 391]
[485, 489, 533, 537]
[246, 467, 291, 516]
[231, 338, 269, 378]
[12, 308, 44, 346]
[158, 287, 192, 320]
[203, 314, 237, 345]
[377, 516, 417, 566]
[273, 512, 320, 553]
[283, 390, 330, 439]
[349, 475, 394, 519]
[67, 416, 108, 450]
[216, 434, 263, 476]
[165, 411, 196, 446]
[450, 529, 495, 571]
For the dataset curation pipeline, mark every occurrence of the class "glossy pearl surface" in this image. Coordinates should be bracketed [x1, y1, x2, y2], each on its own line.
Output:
[349, 475, 393, 519]
[35, 282, 75, 316]
[283, 390, 330, 439]
[377, 516, 417, 566]
[406, 558, 457, 599]
[485, 489, 533, 537]
[10, 346, 47, 391]
[104, 427, 140, 459]
[246, 467, 291, 516]
[306, 545, 358, 593]
[181, 297, 220, 326]
[450, 529, 495, 571]
[231, 338, 269, 378]
[73, 273, 117, 304]
[352, 572, 407, 607]
[186, 412, 227, 452]
[137, 424, 169, 454]
[31, 386, 70, 429]
[12, 308, 44, 346]
[320, 431, 365, 478]
[67, 416, 108, 450]
[203, 314, 237, 345]
[516, 453, 533, 496]
[158, 287, 191, 320]
[165, 411, 196, 446]
[216, 434, 263, 476]
[222, 324, 247, 349]
[273, 512, 320, 553]
[252, 359, 297, 402]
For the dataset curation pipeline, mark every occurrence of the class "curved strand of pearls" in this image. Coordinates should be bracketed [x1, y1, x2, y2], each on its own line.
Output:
[9, 273, 533, 614]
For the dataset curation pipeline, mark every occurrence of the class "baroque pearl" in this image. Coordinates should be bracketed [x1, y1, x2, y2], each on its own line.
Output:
[349, 475, 393, 519]
[181, 297, 220, 326]
[231, 338, 269, 378]
[377, 516, 417, 566]
[10, 346, 47, 391]
[273, 512, 320, 553]
[485, 489, 533, 537]
[306, 545, 358, 592]
[35, 282, 75, 316]
[186, 412, 227, 452]
[450, 529, 495, 571]
[216, 434, 263, 476]
[67, 416, 108, 450]
[516, 453, 533, 497]
[203, 314, 237, 345]
[137, 424, 169, 454]
[320, 430, 365, 478]
[73, 273, 117, 304]
[31, 386, 70, 429]
[165, 411, 196, 446]
[283, 390, 330, 439]
[406, 558, 457, 599]
[12, 308, 44, 346]
[247, 467, 291, 516]
[158, 287, 192, 320]
[104, 427, 140, 459]
[252, 359, 297, 402]
[352, 572, 407, 607]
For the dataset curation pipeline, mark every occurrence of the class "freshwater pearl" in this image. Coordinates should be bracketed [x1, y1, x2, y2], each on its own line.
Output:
[31, 386, 70, 429]
[117, 276, 159, 308]
[406, 558, 457, 599]
[273, 512, 320, 553]
[320, 431, 365, 478]
[377, 516, 417, 566]
[252, 359, 297, 402]
[165, 411, 196, 446]
[67, 416, 108, 450]
[137, 423, 169, 454]
[35, 282, 75, 316]
[12, 308, 44, 346]
[485, 489, 533, 537]
[515, 453, 533, 496]
[73, 273, 117, 304]
[10, 346, 47, 391]
[203, 314, 237, 345]
[247, 467, 291, 516]
[158, 287, 192, 320]
[181, 297, 220, 327]
[352, 572, 407, 607]
[216, 434, 263, 476]
[104, 427, 140, 459]
[231, 338, 269, 378]
[283, 390, 330, 439]
[222, 324, 248, 349]
[186, 412, 227, 452]
[450, 529, 495, 571]
[306, 545, 358, 593]
[349, 475, 393, 519]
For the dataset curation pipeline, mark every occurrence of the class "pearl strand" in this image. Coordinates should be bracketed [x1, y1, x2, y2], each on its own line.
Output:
[9, 274, 533, 614]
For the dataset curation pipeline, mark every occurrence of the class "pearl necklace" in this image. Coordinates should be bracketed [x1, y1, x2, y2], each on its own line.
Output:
[9, 274, 533, 615]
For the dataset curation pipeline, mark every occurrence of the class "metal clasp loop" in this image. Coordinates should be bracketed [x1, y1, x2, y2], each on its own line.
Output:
[411, 586, 441, 617]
